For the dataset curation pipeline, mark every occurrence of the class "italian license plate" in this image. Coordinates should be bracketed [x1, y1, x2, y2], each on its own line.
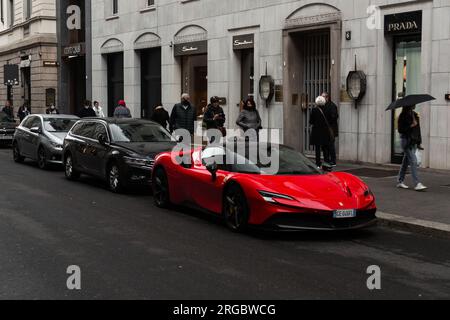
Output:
[333, 209, 356, 219]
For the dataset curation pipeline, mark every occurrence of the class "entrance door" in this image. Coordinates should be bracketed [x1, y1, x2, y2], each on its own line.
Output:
[141, 48, 162, 119]
[241, 49, 254, 101]
[21, 67, 31, 106]
[107, 52, 124, 117]
[392, 37, 421, 163]
[182, 54, 207, 115]
[301, 30, 331, 153]
[68, 57, 86, 115]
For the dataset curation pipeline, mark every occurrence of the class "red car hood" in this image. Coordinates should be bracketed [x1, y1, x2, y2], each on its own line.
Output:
[237, 172, 373, 211]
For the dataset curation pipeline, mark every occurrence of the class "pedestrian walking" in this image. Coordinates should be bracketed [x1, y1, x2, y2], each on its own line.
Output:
[310, 96, 334, 168]
[170, 93, 197, 135]
[151, 105, 170, 130]
[17, 102, 31, 122]
[113, 100, 132, 119]
[204, 96, 226, 141]
[78, 100, 96, 118]
[236, 98, 262, 138]
[93, 101, 105, 118]
[2, 100, 14, 120]
[397, 105, 427, 191]
[322, 92, 339, 166]
[46, 104, 60, 115]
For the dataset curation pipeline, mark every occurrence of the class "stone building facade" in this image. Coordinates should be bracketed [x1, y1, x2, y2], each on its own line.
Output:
[0, 0, 58, 115]
[86, 0, 450, 169]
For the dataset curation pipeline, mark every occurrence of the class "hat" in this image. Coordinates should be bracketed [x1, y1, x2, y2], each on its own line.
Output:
[315, 96, 326, 106]
[118, 100, 126, 107]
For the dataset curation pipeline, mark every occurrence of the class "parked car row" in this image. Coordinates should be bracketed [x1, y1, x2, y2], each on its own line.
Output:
[0, 111, 17, 147]
[10, 114, 378, 233]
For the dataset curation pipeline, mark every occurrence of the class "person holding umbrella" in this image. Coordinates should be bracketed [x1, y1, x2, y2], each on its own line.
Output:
[387, 94, 434, 192]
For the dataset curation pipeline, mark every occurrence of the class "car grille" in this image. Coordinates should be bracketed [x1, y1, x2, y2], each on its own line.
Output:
[264, 209, 377, 230]
[0, 128, 15, 134]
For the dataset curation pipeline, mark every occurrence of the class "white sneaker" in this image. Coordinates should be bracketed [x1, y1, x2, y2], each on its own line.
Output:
[415, 183, 428, 192]
[397, 183, 409, 189]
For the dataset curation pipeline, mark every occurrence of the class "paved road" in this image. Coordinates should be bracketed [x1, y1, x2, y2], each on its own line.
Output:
[0, 147, 449, 300]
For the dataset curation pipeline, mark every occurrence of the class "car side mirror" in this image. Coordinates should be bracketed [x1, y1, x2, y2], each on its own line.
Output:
[98, 134, 108, 145]
[322, 163, 333, 173]
[30, 127, 41, 134]
[206, 162, 218, 181]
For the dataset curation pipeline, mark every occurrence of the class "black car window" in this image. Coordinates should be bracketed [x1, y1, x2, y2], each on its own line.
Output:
[28, 117, 42, 130]
[72, 122, 96, 139]
[21, 116, 35, 128]
[109, 123, 173, 143]
[93, 123, 108, 141]
[44, 118, 78, 133]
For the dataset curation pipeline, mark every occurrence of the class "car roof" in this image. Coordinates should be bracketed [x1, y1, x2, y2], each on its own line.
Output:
[33, 114, 80, 120]
[79, 117, 161, 126]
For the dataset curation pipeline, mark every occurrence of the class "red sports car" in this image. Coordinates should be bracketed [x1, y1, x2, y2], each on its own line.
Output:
[152, 142, 377, 232]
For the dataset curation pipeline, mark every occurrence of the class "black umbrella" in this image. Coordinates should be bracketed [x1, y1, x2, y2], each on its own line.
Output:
[386, 94, 435, 111]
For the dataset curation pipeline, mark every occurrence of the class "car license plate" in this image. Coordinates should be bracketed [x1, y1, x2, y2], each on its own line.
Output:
[0, 135, 12, 140]
[333, 209, 356, 219]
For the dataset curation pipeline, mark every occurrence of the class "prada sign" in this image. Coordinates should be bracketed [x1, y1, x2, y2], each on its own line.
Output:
[62, 43, 85, 57]
[385, 11, 422, 35]
[233, 34, 254, 50]
[174, 41, 207, 57]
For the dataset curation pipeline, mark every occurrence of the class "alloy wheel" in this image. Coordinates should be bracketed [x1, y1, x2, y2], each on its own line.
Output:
[153, 168, 170, 208]
[224, 185, 249, 232]
[13, 144, 24, 163]
[37, 148, 47, 169]
[108, 164, 122, 193]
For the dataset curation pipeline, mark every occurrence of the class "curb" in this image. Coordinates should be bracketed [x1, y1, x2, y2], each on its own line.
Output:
[377, 212, 450, 239]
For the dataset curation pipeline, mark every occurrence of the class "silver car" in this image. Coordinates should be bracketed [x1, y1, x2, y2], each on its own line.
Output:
[13, 114, 79, 169]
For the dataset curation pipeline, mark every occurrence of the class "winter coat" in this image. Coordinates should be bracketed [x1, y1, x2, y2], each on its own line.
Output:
[113, 106, 132, 119]
[324, 101, 339, 138]
[203, 104, 226, 130]
[236, 109, 262, 132]
[93, 106, 105, 118]
[78, 107, 97, 118]
[2, 106, 14, 119]
[309, 106, 333, 146]
[170, 102, 197, 134]
[18, 107, 31, 122]
[151, 107, 170, 129]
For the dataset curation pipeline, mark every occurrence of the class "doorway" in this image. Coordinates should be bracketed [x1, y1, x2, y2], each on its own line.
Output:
[107, 52, 124, 117]
[67, 56, 86, 115]
[141, 48, 162, 119]
[240, 49, 255, 102]
[391, 36, 421, 163]
[181, 54, 208, 115]
[21, 67, 31, 108]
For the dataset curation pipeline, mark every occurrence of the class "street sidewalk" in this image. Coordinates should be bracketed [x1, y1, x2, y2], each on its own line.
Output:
[334, 161, 450, 237]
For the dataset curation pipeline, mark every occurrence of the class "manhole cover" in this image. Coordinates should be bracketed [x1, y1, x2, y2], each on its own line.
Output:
[343, 168, 399, 178]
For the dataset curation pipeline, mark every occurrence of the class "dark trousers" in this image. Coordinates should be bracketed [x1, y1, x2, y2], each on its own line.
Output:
[327, 141, 337, 164]
[315, 145, 330, 167]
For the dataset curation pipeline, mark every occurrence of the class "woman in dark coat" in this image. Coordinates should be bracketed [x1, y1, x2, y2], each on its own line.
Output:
[397, 105, 427, 191]
[151, 105, 170, 130]
[310, 96, 333, 167]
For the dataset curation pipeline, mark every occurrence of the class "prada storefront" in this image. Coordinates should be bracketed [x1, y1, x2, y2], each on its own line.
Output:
[175, 41, 208, 115]
[385, 10, 422, 163]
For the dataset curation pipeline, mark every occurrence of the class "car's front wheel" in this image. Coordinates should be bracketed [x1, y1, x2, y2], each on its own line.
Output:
[153, 167, 171, 208]
[13, 143, 25, 163]
[108, 163, 123, 193]
[223, 184, 250, 232]
[65, 154, 80, 181]
[37, 147, 48, 170]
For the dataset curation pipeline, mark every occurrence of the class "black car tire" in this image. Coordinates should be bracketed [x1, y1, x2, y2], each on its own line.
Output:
[153, 167, 171, 208]
[65, 154, 80, 181]
[13, 143, 25, 163]
[107, 162, 124, 193]
[223, 184, 250, 232]
[37, 147, 48, 170]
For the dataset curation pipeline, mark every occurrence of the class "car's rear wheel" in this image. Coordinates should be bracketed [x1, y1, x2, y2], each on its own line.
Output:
[13, 143, 24, 163]
[108, 163, 123, 193]
[153, 167, 170, 208]
[65, 154, 80, 180]
[223, 184, 250, 232]
[37, 147, 48, 170]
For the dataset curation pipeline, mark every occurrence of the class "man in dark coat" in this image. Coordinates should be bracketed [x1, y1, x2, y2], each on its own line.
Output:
[78, 100, 96, 118]
[204, 96, 226, 142]
[170, 94, 197, 135]
[322, 92, 339, 165]
[17, 102, 31, 122]
[2, 100, 14, 120]
[151, 105, 170, 130]
[310, 96, 333, 167]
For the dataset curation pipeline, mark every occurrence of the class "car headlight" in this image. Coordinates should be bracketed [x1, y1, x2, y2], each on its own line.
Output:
[124, 156, 154, 168]
[258, 191, 295, 203]
[50, 141, 63, 149]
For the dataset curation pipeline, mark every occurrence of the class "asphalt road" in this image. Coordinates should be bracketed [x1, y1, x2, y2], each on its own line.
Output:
[0, 147, 449, 300]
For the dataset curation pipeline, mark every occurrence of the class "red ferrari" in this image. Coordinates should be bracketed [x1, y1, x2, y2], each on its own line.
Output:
[152, 142, 377, 232]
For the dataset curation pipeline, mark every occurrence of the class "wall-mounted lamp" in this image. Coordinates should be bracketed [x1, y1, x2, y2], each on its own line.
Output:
[345, 31, 352, 41]
[169, 41, 173, 48]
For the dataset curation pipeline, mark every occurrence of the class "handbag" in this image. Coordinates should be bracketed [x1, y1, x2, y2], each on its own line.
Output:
[317, 107, 335, 142]
[415, 149, 423, 167]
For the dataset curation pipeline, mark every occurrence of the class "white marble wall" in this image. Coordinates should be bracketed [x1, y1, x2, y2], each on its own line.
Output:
[90, 0, 450, 169]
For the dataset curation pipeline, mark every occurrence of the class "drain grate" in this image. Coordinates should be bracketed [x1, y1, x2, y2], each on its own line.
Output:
[343, 168, 399, 178]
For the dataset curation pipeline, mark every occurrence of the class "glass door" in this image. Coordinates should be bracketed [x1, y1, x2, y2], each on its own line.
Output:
[392, 37, 421, 163]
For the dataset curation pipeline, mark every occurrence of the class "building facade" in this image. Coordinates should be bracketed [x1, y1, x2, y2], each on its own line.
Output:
[85, 0, 450, 169]
[0, 0, 58, 114]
